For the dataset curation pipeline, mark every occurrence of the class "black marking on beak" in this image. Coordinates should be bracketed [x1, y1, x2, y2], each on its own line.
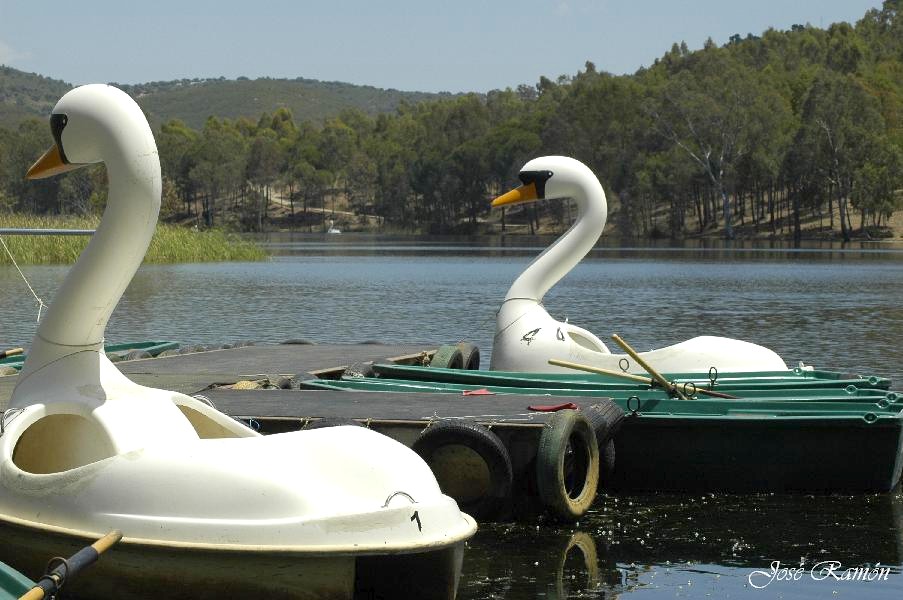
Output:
[518, 170, 553, 199]
[50, 113, 70, 164]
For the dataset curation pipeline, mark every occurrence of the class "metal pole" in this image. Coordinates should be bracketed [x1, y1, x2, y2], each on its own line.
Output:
[0, 229, 95, 236]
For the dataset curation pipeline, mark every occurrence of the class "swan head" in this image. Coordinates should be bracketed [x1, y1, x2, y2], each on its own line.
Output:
[491, 156, 603, 210]
[26, 84, 155, 180]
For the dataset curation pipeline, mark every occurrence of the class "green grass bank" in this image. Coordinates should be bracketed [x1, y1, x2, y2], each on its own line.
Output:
[0, 215, 267, 265]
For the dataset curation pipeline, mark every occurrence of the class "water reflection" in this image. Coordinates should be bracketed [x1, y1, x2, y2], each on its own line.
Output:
[460, 490, 903, 599]
[461, 526, 619, 599]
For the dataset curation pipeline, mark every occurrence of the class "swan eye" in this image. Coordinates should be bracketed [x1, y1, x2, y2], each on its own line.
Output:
[518, 170, 553, 198]
[50, 113, 70, 164]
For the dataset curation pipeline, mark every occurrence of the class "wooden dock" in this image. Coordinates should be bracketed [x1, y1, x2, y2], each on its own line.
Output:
[0, 342, 606, 521]
[1, 342, 593, 423]
[0, 343, 435, 409]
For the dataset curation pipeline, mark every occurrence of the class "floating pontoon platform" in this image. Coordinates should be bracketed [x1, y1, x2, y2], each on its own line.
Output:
[2, 342, 901, 521]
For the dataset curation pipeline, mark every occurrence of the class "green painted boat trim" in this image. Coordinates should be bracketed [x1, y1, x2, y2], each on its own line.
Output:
[371, 363, 893, 391]
[0, 561, 33, 600]
[301, 377, 903, 415]
[0, 340, 180, 370]
[324, 375, 901, 402]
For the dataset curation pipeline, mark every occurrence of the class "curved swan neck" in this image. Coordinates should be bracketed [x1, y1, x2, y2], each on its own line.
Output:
[22, 140, 160, 377]
[503, 177, 607, 303]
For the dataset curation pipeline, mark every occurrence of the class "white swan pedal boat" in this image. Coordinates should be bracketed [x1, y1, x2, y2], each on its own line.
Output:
[0, 85, 474, 599]
[489, 156, 790, 375]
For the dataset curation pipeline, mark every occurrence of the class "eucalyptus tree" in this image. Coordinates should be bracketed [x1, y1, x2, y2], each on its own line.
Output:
[189, 117, 248, 227]
[246, 128, 284, 230]
[344, 147, 378, 222]
[794, 72, 888, 240]
[646, 49, 789, 239]
[851, 135, 902, 228]
[369, 112, 419, 229]
[157, 119, 199, 217]
[317, 117, 357, 220]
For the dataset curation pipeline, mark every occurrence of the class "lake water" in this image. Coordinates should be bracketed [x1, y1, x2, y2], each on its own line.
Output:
[2, 233, 903, 599]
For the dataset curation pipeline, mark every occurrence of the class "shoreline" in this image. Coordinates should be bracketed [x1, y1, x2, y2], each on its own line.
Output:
[0, 215, 266, 265]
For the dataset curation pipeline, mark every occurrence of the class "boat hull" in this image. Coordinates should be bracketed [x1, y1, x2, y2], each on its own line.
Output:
[295, 376, 903, 493]
[607, 413, 903, 492]
[0, 514, 470, 600]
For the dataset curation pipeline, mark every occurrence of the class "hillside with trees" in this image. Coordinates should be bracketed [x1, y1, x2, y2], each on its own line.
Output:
[0, 70, 454, 130]
[0, 66, 71, 129]
[1, 1, 901, 241]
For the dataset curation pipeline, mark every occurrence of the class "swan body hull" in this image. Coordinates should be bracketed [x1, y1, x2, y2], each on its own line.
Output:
[490, 156, 788, 375]
[491, 296, 788, 374]
[2, 85, 474, 597]
[2, 352, 474, 598]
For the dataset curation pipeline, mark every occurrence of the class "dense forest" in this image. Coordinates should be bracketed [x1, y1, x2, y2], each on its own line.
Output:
[1, 1, 901, 241]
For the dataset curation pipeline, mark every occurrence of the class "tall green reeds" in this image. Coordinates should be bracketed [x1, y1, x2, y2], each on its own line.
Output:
[0, 215, 267, 265]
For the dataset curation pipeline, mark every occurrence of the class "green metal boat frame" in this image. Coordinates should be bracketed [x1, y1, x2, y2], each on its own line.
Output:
[0, 561, 33, 600]
[370, 363, 893, 391]
[301, 376, 902, 409]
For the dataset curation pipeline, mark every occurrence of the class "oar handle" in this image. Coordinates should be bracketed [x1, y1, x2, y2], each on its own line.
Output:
[548, 358, 652, 384]
[19, 585, 45, 600]
[611, 334, 689, 400]
[91, 530, 123, 554]
[19, 531, 122, 600]
[0, 347, 24, 360]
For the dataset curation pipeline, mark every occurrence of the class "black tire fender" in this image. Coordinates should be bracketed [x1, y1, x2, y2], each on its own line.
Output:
[456, 342, 481, 370]
[430, 345, 464, 369]
[585, 400, 624, 485]
[536, 410, 600, 521]
[585, 400, 626, 446]
[413, 420, 513, 519]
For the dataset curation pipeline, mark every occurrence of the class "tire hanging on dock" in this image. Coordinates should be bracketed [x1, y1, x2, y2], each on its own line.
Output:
[412, 420, 513, 519]
[535, 410, 600, 521]
[456, 342, 481, 370]
[584, 400, 626, 485]
[585, 400, 626, 445]
[429, 345, 464, 369]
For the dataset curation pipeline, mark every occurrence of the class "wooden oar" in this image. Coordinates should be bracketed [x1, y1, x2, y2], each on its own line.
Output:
[548, 359, 650, 384]
[611, 333, 689, 400]
[548, 358, 738, 399]
[0, 347, 23, 360]
[20, 531, 122, 600]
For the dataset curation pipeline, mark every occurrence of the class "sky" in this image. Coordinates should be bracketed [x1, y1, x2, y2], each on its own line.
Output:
[0, 0, 885, 93]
